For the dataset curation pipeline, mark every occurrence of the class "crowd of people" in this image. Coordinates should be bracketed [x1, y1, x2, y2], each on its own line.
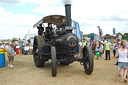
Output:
[78, 38, 128, 82]
[0, 38, 128, 82]
[0, 41, 33, 55]
[0, 41, 33, 68]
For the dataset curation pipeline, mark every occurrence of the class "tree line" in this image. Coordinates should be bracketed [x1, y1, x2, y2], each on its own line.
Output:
[83, 32, 128, 39]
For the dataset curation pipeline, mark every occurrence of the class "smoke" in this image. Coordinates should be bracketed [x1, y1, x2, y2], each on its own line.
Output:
[63, 0, 72, 5]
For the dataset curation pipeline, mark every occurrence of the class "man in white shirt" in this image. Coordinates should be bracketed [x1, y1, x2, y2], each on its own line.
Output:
[23, 44, 29, 55]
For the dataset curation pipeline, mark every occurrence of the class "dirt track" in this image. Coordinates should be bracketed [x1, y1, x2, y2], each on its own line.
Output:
[0, 53, 128, 85]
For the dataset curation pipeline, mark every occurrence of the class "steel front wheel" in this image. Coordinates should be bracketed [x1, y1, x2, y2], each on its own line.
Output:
[33, 36, 45, 67]
[83, 46, 94, 74]
[51, 46, 57, 77]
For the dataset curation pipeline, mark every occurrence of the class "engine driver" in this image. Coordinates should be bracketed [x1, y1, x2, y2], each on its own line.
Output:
[37, 24, 44, 35]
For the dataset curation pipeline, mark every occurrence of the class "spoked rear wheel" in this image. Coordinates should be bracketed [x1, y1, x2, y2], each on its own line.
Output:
[51, 46, 57, 77]
[83, 46, 94, 74]
[33, 36, 45, 67]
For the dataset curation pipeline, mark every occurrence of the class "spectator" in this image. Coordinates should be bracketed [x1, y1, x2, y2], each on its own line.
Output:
[7, 42, 15, 67]
[110, 40, 113, 52]
[5, 43, 9, 49]
[89, 40, 93, 46]
[91, 40, 96, 57]
[95, 42, 100, 59]
[78, 40, 82, 57]
[14, 43, 16, 52]
[0, 42, 5, 49]
[101, 40, 105, 54]
[22, 43, 25, 54]
[125, 38, 128, 49]
[112, 41, 117, 57]
[29, 44, 33, 54]
[12, 42, 15, 48]
[99, 43, 103, 59]
[105, 39, 111, 60]
[82, 39, 87, 48]
[23, 44, 29, 55]
[115, 39, 121, 65]
[115, 41, 128, 82]
[19, 42, 23, 54]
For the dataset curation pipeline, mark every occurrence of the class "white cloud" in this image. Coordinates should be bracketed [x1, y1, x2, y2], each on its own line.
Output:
[29, 0, 128, 35]
[0, 6, 7, 16]
[22, 0, 62, 6]
[70, 0, 128, 35]
[0, 6, 40, 39]
[0, 0, 23, 4]
[0, 0, 128, 40]
[31, 6, 65, 16]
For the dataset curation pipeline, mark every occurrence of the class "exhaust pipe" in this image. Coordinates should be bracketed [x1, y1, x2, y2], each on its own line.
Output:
[65, 0, 71, 26]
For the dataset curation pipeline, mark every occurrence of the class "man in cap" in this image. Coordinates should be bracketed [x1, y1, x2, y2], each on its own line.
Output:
[7, 42, 15, 67]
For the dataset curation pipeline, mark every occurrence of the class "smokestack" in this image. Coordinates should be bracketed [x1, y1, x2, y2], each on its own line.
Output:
[65, 0, 71, 26]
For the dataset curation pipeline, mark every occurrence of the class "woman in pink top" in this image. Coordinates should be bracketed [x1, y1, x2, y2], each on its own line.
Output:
[115, 41, 128, 82]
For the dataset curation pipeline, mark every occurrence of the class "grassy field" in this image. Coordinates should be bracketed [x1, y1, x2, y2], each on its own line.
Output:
[0, 53, 127, 85]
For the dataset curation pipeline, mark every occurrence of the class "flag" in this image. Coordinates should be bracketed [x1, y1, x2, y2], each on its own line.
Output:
[90, 33, 94, 41]
[97, 26, 102, 37]
[113, 28, 116, 35]
[73, 21, 82, 41]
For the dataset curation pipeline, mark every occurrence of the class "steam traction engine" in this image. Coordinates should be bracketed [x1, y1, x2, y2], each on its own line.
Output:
[33, 3, 93, 77]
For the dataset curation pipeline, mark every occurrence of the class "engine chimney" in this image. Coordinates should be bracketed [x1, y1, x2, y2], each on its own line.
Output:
[65, 3, 71, 26]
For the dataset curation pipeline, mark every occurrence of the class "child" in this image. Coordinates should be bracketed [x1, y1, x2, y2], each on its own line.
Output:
[95, 42, 100, 59]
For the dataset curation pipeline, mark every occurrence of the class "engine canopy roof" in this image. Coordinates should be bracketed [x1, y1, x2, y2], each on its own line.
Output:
[33, 15, 71, 28]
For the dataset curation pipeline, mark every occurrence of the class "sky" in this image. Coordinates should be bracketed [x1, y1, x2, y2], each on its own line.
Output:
[0, 0, 128, 39]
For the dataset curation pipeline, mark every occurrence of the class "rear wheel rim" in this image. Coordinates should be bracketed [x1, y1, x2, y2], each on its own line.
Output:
[33, 37, 39, 64]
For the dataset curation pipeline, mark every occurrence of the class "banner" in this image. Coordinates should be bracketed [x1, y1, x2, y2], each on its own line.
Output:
[73, 20, 77, 35]
[113, 28, 116, 35]
[97, 26, 102, 37]
[73, 21, 82, 41]
[90, 33, 94, 41]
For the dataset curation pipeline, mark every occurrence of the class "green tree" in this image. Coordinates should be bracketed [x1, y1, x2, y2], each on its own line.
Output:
[123, 33, 128, 39]
[11, 37, 18, 42]
[124, 33, 128, 36]
[116, 32, 122, 36]
[87, 34, 91, 38]
[105, 34, 111, 36]
[83, 34, 87, 38]
[83, 33, 96, 38]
